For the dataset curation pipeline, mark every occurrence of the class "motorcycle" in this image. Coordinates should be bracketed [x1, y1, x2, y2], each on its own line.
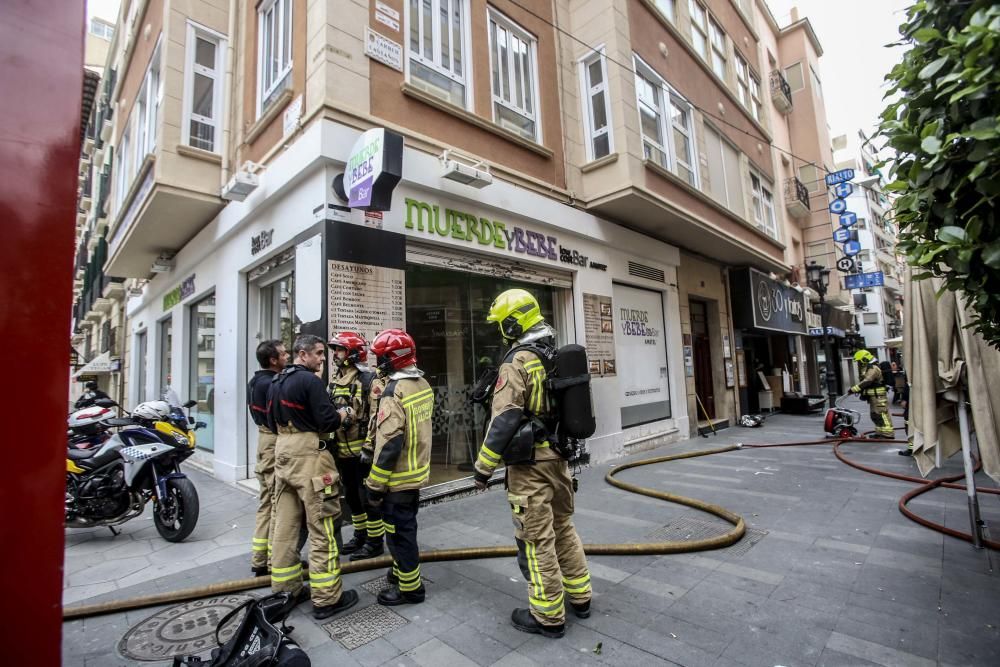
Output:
[67, 398, 118, 449]
[65, 398, 204, 542]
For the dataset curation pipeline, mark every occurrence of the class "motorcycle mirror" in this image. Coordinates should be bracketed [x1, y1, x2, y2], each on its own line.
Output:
[183, 399, 198, 409]
[196, 421, 208, 430]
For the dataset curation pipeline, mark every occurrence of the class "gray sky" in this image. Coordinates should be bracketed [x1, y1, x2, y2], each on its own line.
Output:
[87, 0, 120, 22]
[767, 0, 911, 142]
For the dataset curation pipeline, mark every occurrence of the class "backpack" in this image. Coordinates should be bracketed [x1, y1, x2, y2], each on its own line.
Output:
[172, 593, 309, 667]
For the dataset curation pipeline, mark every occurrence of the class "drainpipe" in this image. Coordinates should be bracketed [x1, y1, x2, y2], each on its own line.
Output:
[220, 0, 239, 187]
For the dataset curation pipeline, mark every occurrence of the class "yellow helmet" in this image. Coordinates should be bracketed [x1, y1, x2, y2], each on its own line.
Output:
[486, 288, 544, 341]
[854, 350, 875, 365]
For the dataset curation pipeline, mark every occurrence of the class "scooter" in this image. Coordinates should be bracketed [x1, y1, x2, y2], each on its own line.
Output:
[823, 394, 861, 439]
[65, 398, 204, 542]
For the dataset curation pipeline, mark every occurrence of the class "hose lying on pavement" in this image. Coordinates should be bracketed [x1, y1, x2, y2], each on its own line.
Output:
[63, 445, 745, 620]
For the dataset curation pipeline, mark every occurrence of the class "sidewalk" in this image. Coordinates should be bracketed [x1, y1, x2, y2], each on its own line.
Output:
[63, 398, 1000, 666]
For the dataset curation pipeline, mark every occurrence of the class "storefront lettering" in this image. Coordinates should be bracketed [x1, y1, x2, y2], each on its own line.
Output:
[162, 274, 196, 311]
[559, 246, 588, 267]
[619, 308, 660, 337]
[404, 197, 557, 261]
[251, 229, 273, 256]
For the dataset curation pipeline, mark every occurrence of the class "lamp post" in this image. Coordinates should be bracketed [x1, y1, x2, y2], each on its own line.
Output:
[807, 261, 837, 409]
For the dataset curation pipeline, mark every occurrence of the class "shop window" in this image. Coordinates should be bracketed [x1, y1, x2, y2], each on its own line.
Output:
[408, 0, 468, 107]
[580, 50, 612, 161]
[488, 9, 539, 141]
[257, 0, 293, 116]
[189, 295, 216, 451]
[404, 263, 565, 486]
[158, 316, 172, 400]
[689, 0, 709, 60]
[259, 272, 296, 353]
[136, 330, 148, 404]
[613, 283, 671, 427]
[184, 22, 226, 153]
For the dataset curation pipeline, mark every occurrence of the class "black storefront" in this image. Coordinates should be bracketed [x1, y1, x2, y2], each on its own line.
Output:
[730, 267, 808, 414]
[808, 305, 856, 398]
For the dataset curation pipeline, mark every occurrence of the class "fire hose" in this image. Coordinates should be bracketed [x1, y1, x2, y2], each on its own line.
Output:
[63, 434, 998, 621]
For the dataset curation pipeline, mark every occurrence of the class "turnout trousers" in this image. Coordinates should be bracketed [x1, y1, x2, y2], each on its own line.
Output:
[866, 388, 895, 437]
[251, 427, 278, 569]
[270, 429, 344, 607]
[506, 459, 592, 626]
[336, 456, 384, 542]
[383, 491, 422, 592]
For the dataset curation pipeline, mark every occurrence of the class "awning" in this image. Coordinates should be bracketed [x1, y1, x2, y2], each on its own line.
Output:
[884, 336, 903, 349]
[73, 351, 114, 378]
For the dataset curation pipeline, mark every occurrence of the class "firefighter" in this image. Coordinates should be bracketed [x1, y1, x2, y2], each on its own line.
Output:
[363, 329, 433, 606]
[473, 289, 592, 639]
[849, 349, 895, 439]
[247, 339, 289, 576]
[267, 334, 359, 619]
[327, 331, 384, 561]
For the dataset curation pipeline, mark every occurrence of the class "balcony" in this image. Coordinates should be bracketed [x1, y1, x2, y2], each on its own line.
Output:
[784, 177, 811, 220]
[770, 70, 793, 114]
[102, 276, 126, 300]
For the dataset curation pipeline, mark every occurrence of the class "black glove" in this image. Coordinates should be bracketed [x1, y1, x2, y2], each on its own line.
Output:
[359, 450, 373, 475]
[366, 487, 385, 509]
[473, 471, 491, 491]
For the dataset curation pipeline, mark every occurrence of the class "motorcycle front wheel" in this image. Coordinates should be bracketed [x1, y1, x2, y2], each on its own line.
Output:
[154, 477, 200, 542]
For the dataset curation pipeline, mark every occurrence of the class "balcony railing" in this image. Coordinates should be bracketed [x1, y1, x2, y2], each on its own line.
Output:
[784, 177, 811, 220]
[770, 70, 793, 114]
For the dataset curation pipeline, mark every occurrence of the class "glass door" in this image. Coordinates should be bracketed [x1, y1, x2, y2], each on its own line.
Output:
[158, 317, 172, 400]
[189, 294, 216, 451]
[136, 331, 148, 405]
[259, 272, 296, 350]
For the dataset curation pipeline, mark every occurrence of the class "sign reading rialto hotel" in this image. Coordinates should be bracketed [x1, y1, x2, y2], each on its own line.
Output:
[404, 197, 565, 262]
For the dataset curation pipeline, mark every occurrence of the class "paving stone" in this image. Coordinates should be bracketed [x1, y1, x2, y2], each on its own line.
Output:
[825, 631, 936, 667]
[403, 637, 477, 667]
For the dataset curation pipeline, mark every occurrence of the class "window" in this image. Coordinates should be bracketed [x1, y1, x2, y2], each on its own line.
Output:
[113, 131, 129, 215]
[189, 295, 216, 451]
[634, 58, 698, 187]
[581, 51, 612, 160]
[158, 317, 172, 400]
[408, 0, 468, 107]
[750, 72, 762, 122]
[89, 18, 114, 40]
[184, 23, 226, 153]
[708, 18, 726, 79]
[135, 43, 161, 166]
[785, 62, 804, 91]
[135, 330, 148, 404]
[810, 65, 823, 98]
[858, 250, 872, 263]
[735, 54, 750, 107]
[863, 313, 880, 325]
[689, 0, 708, 60]
[750, 170, 778, 239]
[488, 10, 539, 140]
[654, 0, 675, 22]
[704, 125, 744, 215]
[798, 163, 822, 194]
[257, 0, 293, 115]
[857, 217, 867, 229]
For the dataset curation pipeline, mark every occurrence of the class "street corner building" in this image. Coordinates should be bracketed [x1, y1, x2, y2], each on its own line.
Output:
[67, 0, 865, 495]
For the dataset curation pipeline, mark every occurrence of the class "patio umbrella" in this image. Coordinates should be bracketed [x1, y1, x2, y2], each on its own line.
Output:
[904, 266, 1000, 546]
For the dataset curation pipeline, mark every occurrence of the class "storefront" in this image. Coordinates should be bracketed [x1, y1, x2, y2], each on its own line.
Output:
[126, 120, 688, 485]
[730, 267, 809, 414]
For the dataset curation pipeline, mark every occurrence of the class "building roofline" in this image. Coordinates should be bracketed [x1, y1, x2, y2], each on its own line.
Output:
[781, 18, 824, 57]
[756, 0, 781, 35]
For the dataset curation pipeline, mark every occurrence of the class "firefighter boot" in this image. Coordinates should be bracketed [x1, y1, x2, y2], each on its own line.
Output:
[511, 608, 565, 638]
[570, 601, 591, 618]
[313, 589, 359, 620]
[377, 584, 425, 606]
[340, 529, 367, 555]
[349, 537, 384, 561]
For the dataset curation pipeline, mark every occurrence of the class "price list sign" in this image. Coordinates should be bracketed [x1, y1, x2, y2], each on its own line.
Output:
[582, 293, 616, 377]
[327, 260, 405, 344]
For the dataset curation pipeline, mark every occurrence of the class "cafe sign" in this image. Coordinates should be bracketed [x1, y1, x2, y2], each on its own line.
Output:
[730, 267, 807, 335]
[345, 128, 403, 211]
[163, 274, 196, 311]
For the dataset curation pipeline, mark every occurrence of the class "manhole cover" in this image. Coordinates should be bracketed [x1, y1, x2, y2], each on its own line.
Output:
[324, 604, 408, 650]
[360, 573, 433, 596]
[118, 594, 255, 661]
[646, 516, 767, 557]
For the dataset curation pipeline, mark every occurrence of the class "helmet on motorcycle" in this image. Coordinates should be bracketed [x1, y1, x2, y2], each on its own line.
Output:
[853, 350, 875, 366]
[133, 400, 171, 422]
[370, 329, 417, 374]
[329, 331, 368, 366]
[487, 289, 544, 342]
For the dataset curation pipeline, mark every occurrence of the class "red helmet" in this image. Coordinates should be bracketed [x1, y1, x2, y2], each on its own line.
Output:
[371, 329, 417, 374]
[329, 331, 368, 365]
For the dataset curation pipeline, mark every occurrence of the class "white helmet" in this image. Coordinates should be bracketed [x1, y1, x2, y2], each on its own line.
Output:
[133, 400, 171, 422]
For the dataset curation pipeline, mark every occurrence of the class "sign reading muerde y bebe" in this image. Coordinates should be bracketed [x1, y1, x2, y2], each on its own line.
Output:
[345, 128, 404, 211]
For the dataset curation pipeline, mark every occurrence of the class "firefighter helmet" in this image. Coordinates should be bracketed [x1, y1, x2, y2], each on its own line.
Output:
[371, 329, 417, 374]
[486, 288, 544, 341]
[853, 349, 876, 365]
[329, 331, 368, 366]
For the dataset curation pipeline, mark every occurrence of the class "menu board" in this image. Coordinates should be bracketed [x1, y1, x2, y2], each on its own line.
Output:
[583, 293, 616, 377]
[328, 259, 405, 344]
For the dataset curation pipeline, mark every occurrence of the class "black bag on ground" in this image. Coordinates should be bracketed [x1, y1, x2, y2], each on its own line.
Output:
[172, 592, 310, 667]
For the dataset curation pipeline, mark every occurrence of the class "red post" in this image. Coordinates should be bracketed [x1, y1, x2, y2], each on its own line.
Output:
[0, 1, 85, 663]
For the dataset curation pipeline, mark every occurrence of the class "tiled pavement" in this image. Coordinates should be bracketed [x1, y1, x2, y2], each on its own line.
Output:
[63, 397, 1000, 666]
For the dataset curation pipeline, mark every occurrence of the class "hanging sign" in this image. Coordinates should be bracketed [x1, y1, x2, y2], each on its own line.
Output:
[843, 240, 861, 257]
[832, 228, 852, 244]
[844, 271, 885, 289]
[833, 182, 854, 198]
[836, 256, 856, 273]
[345, 127, 403, 211]
[825, 168, 855, 186]
[829, 199, 847, 215]
[839, 212, 858, 227]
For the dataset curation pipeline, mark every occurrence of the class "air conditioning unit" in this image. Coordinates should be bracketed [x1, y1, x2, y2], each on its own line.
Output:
[222, 165, 260, 202]
[440, 150, 493, 189]
[150, 253, 175, 273]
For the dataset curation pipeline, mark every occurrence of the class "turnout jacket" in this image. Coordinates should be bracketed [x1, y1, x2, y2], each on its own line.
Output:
[266, 364, 343, 435]
[474, 347, 560, 483]
[852, 365, 885, 398]
[247, 369, 277, 428]
[328, 365, 369, 458]
[365, 375, 434, 495]
[362, 375, 388, 457]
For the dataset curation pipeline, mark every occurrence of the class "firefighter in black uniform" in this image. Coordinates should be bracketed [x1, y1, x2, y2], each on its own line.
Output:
[267, 334, 359, 619]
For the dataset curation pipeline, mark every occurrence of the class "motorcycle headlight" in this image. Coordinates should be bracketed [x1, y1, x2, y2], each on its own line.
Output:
[172, 432, 190, 447]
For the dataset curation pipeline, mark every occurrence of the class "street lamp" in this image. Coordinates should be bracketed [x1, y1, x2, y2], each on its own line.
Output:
[807, 261, 838, 409]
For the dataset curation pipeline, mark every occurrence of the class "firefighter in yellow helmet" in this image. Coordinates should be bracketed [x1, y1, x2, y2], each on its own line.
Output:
[473, 288, 592, 639]
[849, 350, 895, 438]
